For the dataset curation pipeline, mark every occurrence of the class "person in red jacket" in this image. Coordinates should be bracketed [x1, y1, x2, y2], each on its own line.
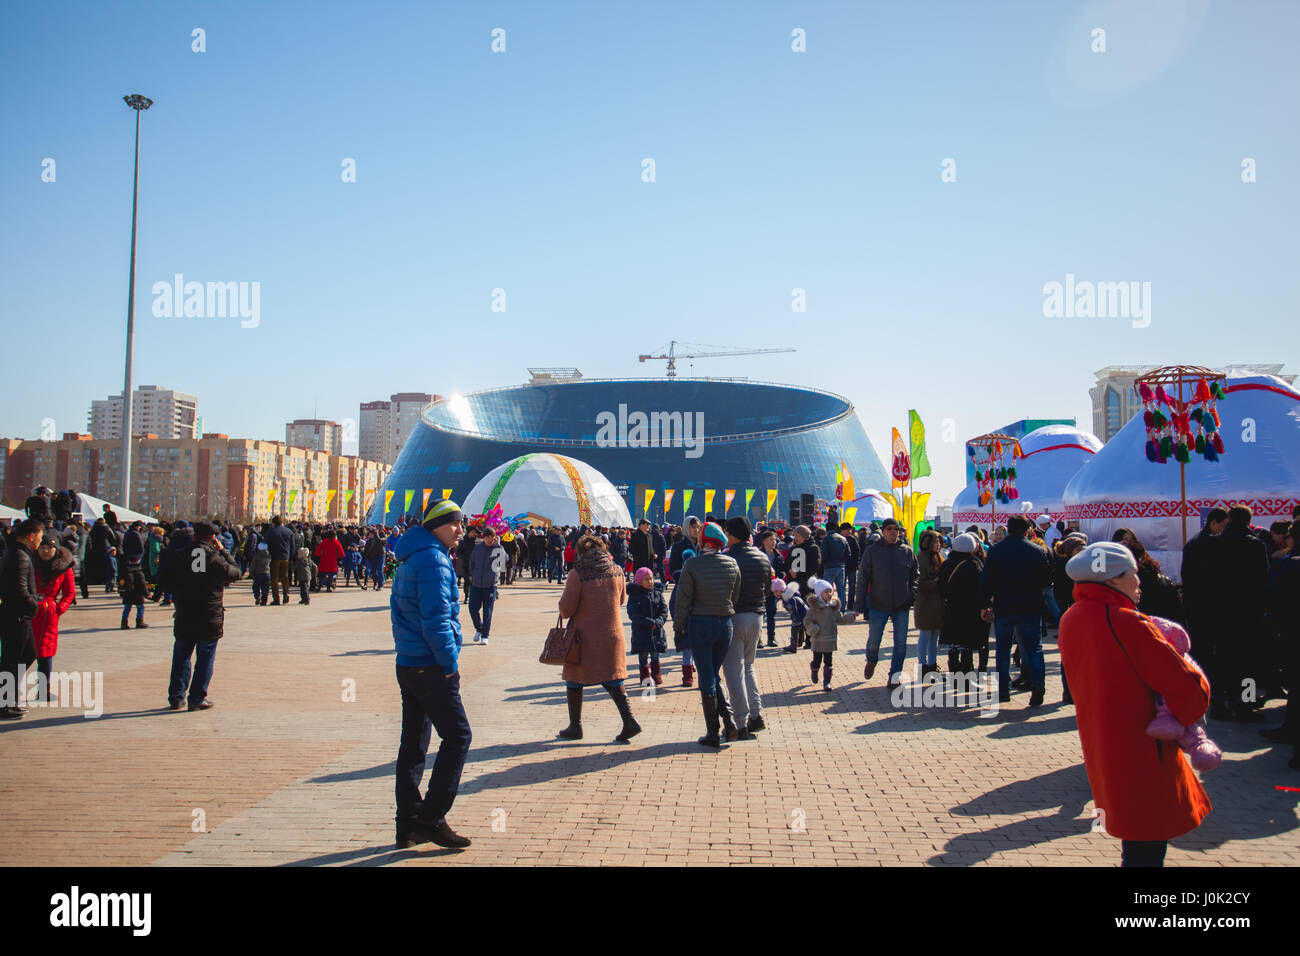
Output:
[33, 532, 76, 701]
[1059, 541, 1212, 867]
[313, 529, 346, 592]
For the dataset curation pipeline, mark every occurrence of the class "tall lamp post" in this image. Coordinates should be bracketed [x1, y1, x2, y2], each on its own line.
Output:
[120, 93, 153, 510]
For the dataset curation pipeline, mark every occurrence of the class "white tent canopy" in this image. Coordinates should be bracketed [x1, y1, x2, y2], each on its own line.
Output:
[0, 503, 24, 522]
[75, 492, 159, 525]
[953, 424, 1102, 531]
[462, 453, 633, 528]
[1062, 372, 1300, 581]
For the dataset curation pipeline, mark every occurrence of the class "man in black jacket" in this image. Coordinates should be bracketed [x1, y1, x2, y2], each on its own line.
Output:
[979, 515, 1051, 706]
[164, 521, 241, 711]
[787, 525, 821, 601]
[630, 519, 654, 574]
[1201, 505, 1271, 721]
[0, 518, 44, 719]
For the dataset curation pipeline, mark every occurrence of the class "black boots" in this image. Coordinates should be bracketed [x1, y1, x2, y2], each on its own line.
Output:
[609, 685, 642, 742]
[698, 692, 722, 748]
[558, 686, 583, 739]
[716, 684, 751, 740]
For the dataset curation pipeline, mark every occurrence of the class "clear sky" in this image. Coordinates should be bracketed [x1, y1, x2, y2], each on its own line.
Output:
[2, 0, 1295, 503]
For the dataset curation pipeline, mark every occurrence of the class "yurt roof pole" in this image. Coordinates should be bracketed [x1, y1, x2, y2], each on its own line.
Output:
[1133, 365, 1227, 547]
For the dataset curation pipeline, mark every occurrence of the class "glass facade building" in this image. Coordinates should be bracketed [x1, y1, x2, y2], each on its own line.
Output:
[368, 378, 890, 526]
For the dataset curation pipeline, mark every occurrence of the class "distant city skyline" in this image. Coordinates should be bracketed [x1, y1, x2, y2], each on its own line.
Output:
[3, 1, 1296, 504]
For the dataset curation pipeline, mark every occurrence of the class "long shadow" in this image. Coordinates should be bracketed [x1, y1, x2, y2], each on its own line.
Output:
[308, 738, 610, 784]
[331, 648, 392, 657]
[1171, 748, 1300, 851]
[0, 707, 180, 732]
[928, 763, 1094, 865]
[282, 844, 463, 866]
[328, 605, 390, 613]
[455, 741, 690, 796]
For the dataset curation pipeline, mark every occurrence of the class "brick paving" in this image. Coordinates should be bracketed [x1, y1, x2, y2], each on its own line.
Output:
[2, 576, 1295, 867]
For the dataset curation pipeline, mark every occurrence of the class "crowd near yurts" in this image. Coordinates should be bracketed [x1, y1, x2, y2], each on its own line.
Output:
[2, 380, 1298, 866]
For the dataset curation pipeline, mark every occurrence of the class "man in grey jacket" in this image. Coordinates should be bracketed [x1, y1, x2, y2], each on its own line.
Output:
[674, 522, 741, 748]
[467, 528, 506, 645]
[722, 516, 772, 736]
[853, 517, 919, 687]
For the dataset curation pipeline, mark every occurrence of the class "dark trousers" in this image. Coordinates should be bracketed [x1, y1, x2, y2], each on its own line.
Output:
[812, 651, 834, 668]
[252, 573, 270, 603]
[846, 564, 857, 611]
[395, 665, 472, 828]
[687, 614, 732, 697]
[764, 593, 777, 640]
[467, 585, 496, 638]
[270, 559, 290, 603]
[1121, 839, 1168, 867]
[169, 638, 218, 706]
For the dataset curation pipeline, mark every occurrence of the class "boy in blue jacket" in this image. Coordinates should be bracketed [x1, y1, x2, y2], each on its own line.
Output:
[390, 498, 472, 851]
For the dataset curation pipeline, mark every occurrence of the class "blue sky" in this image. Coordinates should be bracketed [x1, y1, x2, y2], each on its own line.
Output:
[2, 0, 1295, 502]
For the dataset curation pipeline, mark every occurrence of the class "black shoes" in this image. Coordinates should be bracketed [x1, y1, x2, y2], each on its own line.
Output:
[698, 693, 722, 748]
[0, 707, 22, 720]
[863, 660, 876, 680]
[1028, 688, 1044, 707]
[188, 699, 214, 712]
[609, 686, 641, 742]
[167, 701, 183, 711]
[558, 686, 583, 739]
[401, 818, 472, 850]
[746, 716, 766, 733]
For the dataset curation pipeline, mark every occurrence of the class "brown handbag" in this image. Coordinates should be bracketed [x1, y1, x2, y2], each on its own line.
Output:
[539, 613, 582, 665]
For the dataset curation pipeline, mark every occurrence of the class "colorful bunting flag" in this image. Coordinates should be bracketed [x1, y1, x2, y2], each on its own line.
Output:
[704, 489, 716, 514]
[422, 489, 433, 512]
[724, 489, 735, 515]
[664, 489, 675, 513]
[744, 489, 755, 514]
[909, 410, 932, 480]
[766, 489, 777, 515]
[643, 488, 655, 516]
[682, 489, 694, 515]
[404, 489, 414, 514]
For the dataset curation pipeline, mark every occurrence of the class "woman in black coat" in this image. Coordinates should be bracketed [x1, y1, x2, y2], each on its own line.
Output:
[938, 533, 990, 675]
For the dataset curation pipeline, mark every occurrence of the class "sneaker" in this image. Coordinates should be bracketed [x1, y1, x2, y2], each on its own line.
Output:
[473, 631, 482, 643]
[481, 637, 489, 646]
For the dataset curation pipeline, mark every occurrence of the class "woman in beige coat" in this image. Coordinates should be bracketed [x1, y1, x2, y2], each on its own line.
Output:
[556, 535, 641, 742]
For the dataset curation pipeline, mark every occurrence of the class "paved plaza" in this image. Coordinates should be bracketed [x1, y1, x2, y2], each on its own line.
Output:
[2, 577, 1296, 867]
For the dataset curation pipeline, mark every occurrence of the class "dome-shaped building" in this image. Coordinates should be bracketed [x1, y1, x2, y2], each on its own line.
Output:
[952, 424, 1102, 531]
[461, 453, 632, 528]
[367, 376, 890, 526]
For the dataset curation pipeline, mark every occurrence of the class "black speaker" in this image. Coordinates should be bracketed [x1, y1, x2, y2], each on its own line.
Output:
[801, 494, 814, 524]
[787, 499, 800, 524]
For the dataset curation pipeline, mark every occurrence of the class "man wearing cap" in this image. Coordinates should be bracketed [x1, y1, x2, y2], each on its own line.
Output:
[674, 522, 742, 747]
[854, 517, 919, 686]
[980, 515, 1052, 705]
[165, 521, 241, 712]
[1059, 541, 1211, 866]
[390, 497, 472, 850]
[723, 516, 773, 736]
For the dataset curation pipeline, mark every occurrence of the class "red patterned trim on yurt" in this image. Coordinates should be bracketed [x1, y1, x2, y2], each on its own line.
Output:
[1062, 497, 1300, 520]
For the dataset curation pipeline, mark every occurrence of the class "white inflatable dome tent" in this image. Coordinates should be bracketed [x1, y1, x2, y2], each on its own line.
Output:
[1062, 371, 1300, 581]
[461, 453, 633, 528]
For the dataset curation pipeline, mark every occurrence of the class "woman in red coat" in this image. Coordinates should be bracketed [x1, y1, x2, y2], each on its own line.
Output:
[313, 530, 345, 591]
[33, 533, 76, 700]
[1059, 542, 1211, 867]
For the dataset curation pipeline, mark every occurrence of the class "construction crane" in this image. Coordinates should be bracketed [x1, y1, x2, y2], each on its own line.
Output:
[638, 340, 796, 379]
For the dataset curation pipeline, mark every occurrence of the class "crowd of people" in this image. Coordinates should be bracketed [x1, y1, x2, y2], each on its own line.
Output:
[3, 484, 1295, 866]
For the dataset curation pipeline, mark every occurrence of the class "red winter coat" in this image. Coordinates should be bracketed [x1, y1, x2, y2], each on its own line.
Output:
[34, 549, 76, 658]
[314, 537, 345, 574]
[1059, 581, 1212, 841]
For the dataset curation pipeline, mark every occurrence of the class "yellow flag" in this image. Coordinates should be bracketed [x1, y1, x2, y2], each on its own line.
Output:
[383, 489, 394, 515]
[704, 489, 716, 514]
[844, 507, 858, 526]
[442, 488, 452, 500]
[268, 488, 277, 510]
[682, 489, 694, 514]
[724, 489, 735, 515]
[744, 489, 755, 514]
[664, 489, 675, 514]
[326, 488, 337, 514]
[643, 488, 655, 516]
[765, 489, 777, 515]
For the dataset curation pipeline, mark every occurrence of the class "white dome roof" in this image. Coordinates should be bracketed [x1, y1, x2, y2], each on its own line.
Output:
[461, 453, 633, 528]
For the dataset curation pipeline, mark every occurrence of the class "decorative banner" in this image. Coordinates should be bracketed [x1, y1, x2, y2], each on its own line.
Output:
[765, 489, 777, 515]
[843, 507, 858, 526]
[704, 489, 716, 515]
[912, 518, 935, 550]
[643, 488, 655, 516]
[288, 489, 298, 511]
[909, 410, 932, 480]
[891, 427, 911, 487]
[326, 489, 337, 513]
[744, 489, 755, 514]
[404, 489, 414, 514]
[422, 489, 433, 512]
[724, 489, 735, 515]
[307, 489, 317, 514]
[682, 489, 694, 515]
[664, 489, 675, 514]
[383, 489, 394, 516]
[840, 461, 854, 502]
[442, 488, 452, 500]
[345, 488, 355, 507]
[835, 463, 844, 500]
[268, 488, 277, 510]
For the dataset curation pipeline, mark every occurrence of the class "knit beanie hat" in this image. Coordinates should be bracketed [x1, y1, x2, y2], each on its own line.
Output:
[770, 578, 787, 595]
[700, 522, 726, 550]
[724, 516, 752, 541]
[422, 498, 463, 530]
[1066, 541, 1137, 583]
[951, 532, 978, 554]
[633, 566, 654, 586]
[1065, 531, 1089, 544]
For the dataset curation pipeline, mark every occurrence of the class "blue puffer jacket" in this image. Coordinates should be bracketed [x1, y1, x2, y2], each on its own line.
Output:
[390, 525, 463, 673]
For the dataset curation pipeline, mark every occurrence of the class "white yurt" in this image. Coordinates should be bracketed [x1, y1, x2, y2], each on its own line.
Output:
[1062, 371, 1300, 580]
[461, 453, 633, 528]
[838, 490, 896, 526]
[953, 424, 1103, 531]
[75, 492, 159, 525]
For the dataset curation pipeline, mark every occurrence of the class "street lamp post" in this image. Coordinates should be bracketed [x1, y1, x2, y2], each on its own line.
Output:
[120, 93, 153, 510]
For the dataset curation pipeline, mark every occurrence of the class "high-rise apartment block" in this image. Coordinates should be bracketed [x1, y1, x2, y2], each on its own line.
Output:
[358, 392, 438, 465]
[88, 385, 198, 440]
